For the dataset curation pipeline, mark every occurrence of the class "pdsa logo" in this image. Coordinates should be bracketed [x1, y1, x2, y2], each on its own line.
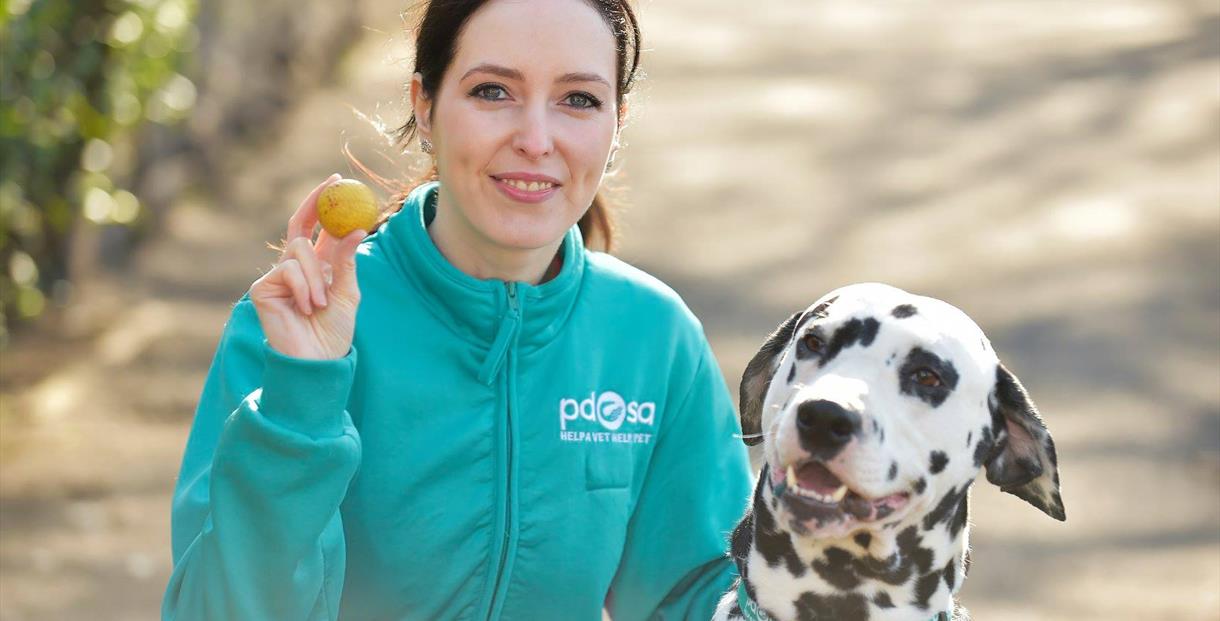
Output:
[559, 391, 655, 444]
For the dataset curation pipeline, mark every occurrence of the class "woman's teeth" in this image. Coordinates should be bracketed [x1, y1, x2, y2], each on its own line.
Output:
[786, 464, 849, 504]
[501, 179, 554, 192]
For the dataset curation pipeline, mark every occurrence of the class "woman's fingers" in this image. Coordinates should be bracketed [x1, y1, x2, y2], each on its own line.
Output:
[286, 173, 342, 241]
[280, 236, 328, 308]
[314, 228, 339, 260]
[277, 259, 314, 315]
[329, 229, 368, 296]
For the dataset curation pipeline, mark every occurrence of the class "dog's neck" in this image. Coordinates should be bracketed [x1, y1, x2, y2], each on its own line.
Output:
[732, 467, 968, 621]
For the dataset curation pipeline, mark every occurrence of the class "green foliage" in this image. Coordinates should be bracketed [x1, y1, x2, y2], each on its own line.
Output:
[0, 0, 197, 346]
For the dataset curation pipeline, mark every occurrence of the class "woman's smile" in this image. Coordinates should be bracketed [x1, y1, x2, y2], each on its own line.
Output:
[490, 172, 563, 204]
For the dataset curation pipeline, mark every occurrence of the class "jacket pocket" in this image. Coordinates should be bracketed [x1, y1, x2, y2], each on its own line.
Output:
[584, 444, 633, 490]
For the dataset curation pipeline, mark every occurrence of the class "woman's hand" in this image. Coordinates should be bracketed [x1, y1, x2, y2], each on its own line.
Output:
[250, 174, 368, 360]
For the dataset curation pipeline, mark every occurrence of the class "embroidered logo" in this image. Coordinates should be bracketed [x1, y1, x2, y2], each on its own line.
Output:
[559, 391, 655, 444]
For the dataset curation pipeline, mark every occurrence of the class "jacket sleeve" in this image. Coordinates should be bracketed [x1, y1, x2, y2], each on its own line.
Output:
[606, 338, 754, 620]
[162, 298, 363, 621]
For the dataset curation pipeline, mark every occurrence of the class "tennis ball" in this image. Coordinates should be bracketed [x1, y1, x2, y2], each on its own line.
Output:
[317, 179, 379, 238]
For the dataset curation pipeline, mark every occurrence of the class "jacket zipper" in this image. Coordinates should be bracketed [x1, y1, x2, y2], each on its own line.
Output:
[485, 282, 520, 620]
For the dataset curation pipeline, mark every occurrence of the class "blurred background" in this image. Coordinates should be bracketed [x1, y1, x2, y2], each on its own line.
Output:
[1, 0, 1217, 619]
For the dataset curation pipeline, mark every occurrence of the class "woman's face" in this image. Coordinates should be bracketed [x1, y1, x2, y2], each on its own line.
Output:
[415, 0, 619, 253]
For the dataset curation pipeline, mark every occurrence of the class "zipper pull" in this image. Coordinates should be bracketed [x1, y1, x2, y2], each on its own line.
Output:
[506, 282, 520, 314]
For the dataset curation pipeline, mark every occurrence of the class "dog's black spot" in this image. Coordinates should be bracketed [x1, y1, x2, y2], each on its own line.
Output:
[874, 592, 895, 608]
[892, 304, 918, 318]
[929, 451, 949, 474]
[914, 570, 942, 609]
[730, 511, 754, 566]
[914, 477, 927, 495]
[899, 525, 935, 573]
[795, 591, 869, 620]
[727, 602, 742, 617]
[973, 426, 996, 468]
[752, 473, 807, 577]
[879, 427, 885, 444]
[854, 532, 872, 549]
[851, 526, 933, 589]
[787, 363, 796, 384]
[966, 430, 973, 448]
[924, 485, 970, 532]
[812, 547, 861, 590]
[818, 317, 882, 365]
[943, 558, 958, 591]
[810, 296, 838, 318]
[876, 504, 895, 520]
[888, 461, 898, 481]
[899, 348, 959, 407]
[951, 492, 970, 538]
[886, 353, 896, 367]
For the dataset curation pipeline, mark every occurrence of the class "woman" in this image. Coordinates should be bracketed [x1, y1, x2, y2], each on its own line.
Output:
[162, 0, 752, 619]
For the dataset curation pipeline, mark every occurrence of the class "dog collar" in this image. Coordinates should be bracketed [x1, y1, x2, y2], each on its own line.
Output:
[736, 580, 949, 621]
[736, 580, 775, 621]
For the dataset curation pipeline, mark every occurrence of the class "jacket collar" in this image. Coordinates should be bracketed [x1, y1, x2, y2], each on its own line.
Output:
[373, 181, 586, 355]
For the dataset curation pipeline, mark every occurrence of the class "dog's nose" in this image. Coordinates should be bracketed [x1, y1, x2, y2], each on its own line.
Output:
[796, 400, 861, 452]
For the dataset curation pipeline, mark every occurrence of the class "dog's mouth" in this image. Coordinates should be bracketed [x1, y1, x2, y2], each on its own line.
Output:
[772, 460, 911, 526]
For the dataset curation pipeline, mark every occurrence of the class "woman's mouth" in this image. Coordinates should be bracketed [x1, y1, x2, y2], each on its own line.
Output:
[491, 174, 561, 204]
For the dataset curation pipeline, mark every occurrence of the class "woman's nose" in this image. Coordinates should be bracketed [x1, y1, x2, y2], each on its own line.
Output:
[512, 107, 553, 159]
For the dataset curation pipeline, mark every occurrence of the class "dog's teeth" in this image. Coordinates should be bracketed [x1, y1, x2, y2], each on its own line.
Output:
[831, 485, 849, 502]
[787, 465, 797, 485]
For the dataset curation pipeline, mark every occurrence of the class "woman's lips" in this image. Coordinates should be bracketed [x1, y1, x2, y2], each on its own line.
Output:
[491, 175, 561, 204]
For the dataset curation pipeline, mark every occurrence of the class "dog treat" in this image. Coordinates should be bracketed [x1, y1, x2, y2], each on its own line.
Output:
[317, 179, 379, 238]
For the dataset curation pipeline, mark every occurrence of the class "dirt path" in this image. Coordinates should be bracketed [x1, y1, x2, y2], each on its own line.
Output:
[2, 1, 1218, 619]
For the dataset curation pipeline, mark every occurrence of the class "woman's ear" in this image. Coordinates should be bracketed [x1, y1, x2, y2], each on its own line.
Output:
[410, 72, 433, 139]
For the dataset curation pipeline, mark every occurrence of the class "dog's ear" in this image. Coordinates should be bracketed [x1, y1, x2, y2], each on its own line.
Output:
[738, 311, 804, 446]
[984, 362, 1066, 521]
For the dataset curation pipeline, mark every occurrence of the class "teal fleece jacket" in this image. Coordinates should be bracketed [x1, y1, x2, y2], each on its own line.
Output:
[163, 182, 753, 620]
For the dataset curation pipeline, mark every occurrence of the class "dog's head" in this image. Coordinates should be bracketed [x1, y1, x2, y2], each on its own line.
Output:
[739, 283, 1064, 541]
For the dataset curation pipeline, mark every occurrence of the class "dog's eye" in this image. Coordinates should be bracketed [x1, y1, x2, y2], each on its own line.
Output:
[912, 368, 942, 388]
[800, 333, 825, 354]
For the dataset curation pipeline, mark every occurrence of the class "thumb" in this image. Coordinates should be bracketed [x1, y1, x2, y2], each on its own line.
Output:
[330, 230, 367, 298]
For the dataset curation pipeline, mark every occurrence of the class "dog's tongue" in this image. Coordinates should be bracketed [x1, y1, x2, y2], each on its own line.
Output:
[795, 461, 843, 495]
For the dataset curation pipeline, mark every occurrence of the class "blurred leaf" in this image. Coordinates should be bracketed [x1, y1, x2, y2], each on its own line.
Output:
[0, 0, 198, 338]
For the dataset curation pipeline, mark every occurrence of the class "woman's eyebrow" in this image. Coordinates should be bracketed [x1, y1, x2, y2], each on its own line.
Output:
[459, 63, 610, 89]
[556, 72, 611, 89]
[460, 63, 523, 82]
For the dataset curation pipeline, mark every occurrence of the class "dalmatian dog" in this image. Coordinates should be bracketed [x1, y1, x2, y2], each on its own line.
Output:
[714, 283, 1065, 621]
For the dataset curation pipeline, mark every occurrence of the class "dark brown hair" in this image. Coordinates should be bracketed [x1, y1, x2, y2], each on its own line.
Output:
[376, 0, 641, 253]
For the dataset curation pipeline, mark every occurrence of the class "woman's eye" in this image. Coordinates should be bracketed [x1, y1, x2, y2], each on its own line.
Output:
[912, 368, 942, 388]
[800, 333, 824, 354]
[471, 84, 509, 101]
[564, 92, 602, 110]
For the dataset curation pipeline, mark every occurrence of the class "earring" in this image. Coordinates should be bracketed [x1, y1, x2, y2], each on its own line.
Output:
[421, 138, 434, 154]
